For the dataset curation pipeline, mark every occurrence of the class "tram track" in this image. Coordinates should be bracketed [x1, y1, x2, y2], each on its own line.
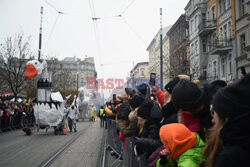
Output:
[39, 124, 90, 167]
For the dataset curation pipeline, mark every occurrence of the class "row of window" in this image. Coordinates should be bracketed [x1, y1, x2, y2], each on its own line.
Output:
[208, 55, 232, 79]
[190, 14, 198, 34]
[219, 0, 231, 15]
[239, 0, 247, 17]
[189, 0, 248, 36]
[219, 21, 232, 41]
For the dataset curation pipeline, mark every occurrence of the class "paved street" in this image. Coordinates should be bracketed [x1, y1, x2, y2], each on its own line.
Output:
[0, 120, 104, 167]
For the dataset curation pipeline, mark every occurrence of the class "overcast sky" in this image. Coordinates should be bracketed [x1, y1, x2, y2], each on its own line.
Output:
[0, 0, 188, 94]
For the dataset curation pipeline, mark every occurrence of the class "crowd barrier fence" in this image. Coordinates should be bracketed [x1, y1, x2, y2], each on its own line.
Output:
[0, 113, 32, 133]
[106, 119, 147, 167]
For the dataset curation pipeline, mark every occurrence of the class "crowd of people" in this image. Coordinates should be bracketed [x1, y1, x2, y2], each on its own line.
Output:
[0, 100, 35, 133]
[100, 73, 250, 167]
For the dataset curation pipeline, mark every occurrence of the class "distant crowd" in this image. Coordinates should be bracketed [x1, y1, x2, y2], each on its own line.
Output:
[99, 73, 250, 167]
[0, 100, 34, 132]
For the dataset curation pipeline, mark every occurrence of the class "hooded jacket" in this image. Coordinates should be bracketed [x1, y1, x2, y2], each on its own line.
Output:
[157, 124, 205, 167]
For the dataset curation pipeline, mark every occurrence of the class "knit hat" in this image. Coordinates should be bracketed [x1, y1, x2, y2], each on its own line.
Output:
[159, 123, 197, 160]
[137, 100, 154, 119]
[128, 95, 145, 109]
[137, 83, 149, 95]
[171, 79, 205, 111]
[164, 77, 180, 94]
[212, 74, 250, 119]
[211, 80, 227, 88]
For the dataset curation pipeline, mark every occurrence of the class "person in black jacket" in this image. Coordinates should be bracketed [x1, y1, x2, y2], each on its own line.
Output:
[204, 74, 250, 167]
[160, 77, 181, 126]
[134, 100, 162, 159]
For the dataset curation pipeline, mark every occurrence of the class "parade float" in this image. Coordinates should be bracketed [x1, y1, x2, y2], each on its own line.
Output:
[25, 60, 67, 135]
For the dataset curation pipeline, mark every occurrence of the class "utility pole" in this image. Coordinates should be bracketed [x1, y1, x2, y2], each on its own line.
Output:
[38, 6, 43, 61]
[160, 8, 163, 90]
[76, 60, 79, 97]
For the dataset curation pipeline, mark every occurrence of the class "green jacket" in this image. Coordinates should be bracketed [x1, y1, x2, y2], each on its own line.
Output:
[99, 109, 104, 116]
[156, 134, 205, 167]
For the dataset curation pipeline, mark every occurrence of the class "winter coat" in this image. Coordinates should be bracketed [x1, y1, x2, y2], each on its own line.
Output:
[135, 120, 162, 158]
[116, 107, 139, 138]
[156, 133, 205, 167]
[155, 90, 164, 107]
[150, 103, 163, 122]
[213, 112, 250, 167]
[135, 103, 163, 157]
[147, 145, 165, 167]
[105, 106, 116, 117]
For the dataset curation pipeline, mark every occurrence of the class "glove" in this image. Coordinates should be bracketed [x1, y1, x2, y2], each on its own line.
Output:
[159, 154, 168, 165]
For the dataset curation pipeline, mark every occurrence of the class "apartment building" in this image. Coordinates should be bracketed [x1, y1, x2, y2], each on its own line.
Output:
[235, 0, 250, 78]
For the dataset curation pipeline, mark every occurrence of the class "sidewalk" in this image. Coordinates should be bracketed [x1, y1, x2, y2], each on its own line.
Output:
[50, 119, 105, 167]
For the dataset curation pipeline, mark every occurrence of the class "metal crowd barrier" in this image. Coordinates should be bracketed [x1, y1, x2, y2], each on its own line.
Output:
[0, 113, 32, 133]
[106, 119, 122, 156]
[106, 119, 147, 167]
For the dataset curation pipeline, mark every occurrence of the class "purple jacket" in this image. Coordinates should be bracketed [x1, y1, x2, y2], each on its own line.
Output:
[147, 145, 165, 167]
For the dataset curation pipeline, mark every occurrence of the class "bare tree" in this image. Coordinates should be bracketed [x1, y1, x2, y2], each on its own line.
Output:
[0, 33, 33, 98]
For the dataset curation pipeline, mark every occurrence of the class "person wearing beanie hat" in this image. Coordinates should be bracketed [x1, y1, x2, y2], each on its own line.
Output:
[164, 77, 180, 94]
[128, 95, 145, 109]
[171, 79, 211, 141]
[136, 83, 149, 96]
[156, 123, 205, 167]
[171, 79, 205, 112]
[204, 74, 250, 167]
[134, 100, 162, 160]
[154, 74, 190, 107]
[116, 95, 145, 138]
[137, 100, 154, 120]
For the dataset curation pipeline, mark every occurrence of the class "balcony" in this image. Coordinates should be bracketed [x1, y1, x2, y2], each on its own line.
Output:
[198, 20, 217, 37]
[208, 38, 233, 55]
[244, 44, 250, 51]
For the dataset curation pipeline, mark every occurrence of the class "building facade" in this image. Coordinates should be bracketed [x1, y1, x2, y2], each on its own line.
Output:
[185, 0, 237, 83]
[130, 62, 149, 86]
[147, 25, 172, 86]
[235, 0, 250, 78]
[206, 0, 237, 82]
[162, 33, 171, 86]
[167, 14, 190, 78]
[185, 0, 208, 83]
[47, 56, 97, 90]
